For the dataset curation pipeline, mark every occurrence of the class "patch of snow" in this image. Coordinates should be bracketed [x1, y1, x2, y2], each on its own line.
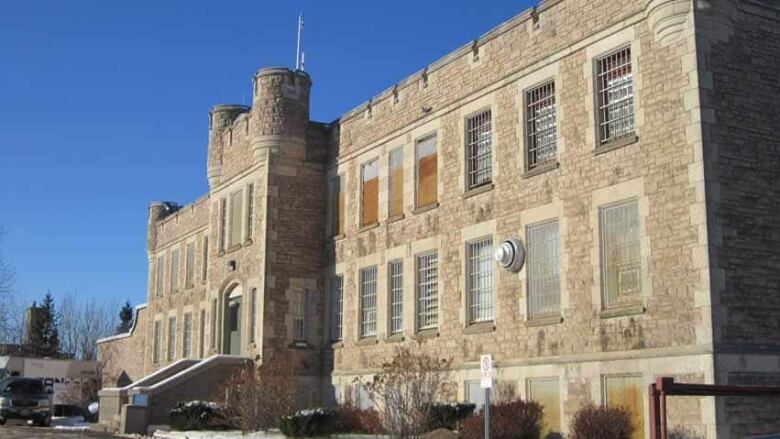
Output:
[52, 415, 90, 431]
[88, 401, 99, 414]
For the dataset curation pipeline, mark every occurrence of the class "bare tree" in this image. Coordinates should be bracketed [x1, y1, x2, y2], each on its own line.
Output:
[59, 292, 117, 360]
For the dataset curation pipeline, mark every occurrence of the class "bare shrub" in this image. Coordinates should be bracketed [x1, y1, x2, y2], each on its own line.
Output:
[332, 403, 384, 434]
[363, 346, 453, 438]
[569, 404, 634, 439]
[214, 354, 299, 433]
[460, 399, 544, 439]
[494, 380, 518, 404]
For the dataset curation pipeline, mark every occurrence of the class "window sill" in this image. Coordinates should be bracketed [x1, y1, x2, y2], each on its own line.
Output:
[413, 203, 439, 215]
[523, 161, 560, 179]
[328, 233, 346, 243]
[387, 214, 405, 224]
[359, 222, 380, 233]
[385, 333, 405, 343]
[242, 238, 253, 247]
[415, 328, 439, 339]
[329, 340, 344, 349]
[463, 183, 494, 199]
[288, 341, 311, 349]
[594, 134, 639, 156]
[220, 244, 243, 256]
[356, 336, 379, 346]
[464, 321, 495, 334]
[600, 304, 646, 319]
[525, 315, 563, 327]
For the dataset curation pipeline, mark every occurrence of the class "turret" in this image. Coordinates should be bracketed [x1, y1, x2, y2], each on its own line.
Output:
[147, 201, 178, 252]
[207, 104, 250, 188]
[250, 67, 312, 161]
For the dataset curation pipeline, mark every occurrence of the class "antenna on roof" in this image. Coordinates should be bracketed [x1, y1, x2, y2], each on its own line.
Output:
[295, 13, 305, 71]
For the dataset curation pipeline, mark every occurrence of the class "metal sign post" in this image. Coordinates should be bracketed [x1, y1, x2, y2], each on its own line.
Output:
[480, 354, 493, 439]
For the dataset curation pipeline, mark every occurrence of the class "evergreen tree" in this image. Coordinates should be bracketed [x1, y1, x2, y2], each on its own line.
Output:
[30, 292, 60, 357]
[117, 301, 134, 334]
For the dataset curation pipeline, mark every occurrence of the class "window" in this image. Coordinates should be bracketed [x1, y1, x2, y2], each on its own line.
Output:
[600, 200, 641, 308]
[604, 375, 644, 439]
[359, 266, 378, 338]
[293, 289, 308, 342]
[250, 288, 257, 343]
[416, 251, 439, 330]
[182, 312, 192, 358]
[330, 275, 343, 341]
[527, 221, 561, 317]
[526, 81, 557, 170]
[415, 134, 438, 208]
[467, 238, 494, 324]
[167, 316, 176, 362]
[597, 46, 634, 144]
[170, 249, 180, 292]
[185, 242, 195, 288]
[388, 148, 404, 218]
[465, 381, 486, 410]
[246, 183, 255, 240]
[198, 309, 206, 358]
[388, 260, 403, 334]
[466, 110, 492, 189]
[155, 255, 165, 297]
[201, 236, 209, 282]
[211, 299, 217, 349]
[153, 320, 162, 364]
[528, 378, 561, 436]
[229, 189, 243, 248]
[361, 159, 379, 227]
[329, 176, 344, 236]
[219, 198, 227, 251]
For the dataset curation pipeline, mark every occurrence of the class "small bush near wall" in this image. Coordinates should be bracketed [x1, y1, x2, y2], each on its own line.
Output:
[569, 404, 634, 439]
[332, 403, 385, 435]
[425, 403, 476, 431]
[459, 400, 544, 439]
[279, 408, 335, 437]
[169, 401, 225, 431]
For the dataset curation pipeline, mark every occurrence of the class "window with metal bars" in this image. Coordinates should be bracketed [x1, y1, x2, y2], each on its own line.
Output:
[198, 309, 205, 358]
[466, 110, 492, 189]
[600, 200, 642, 308]
[167, 316, 176, 362]
[330, 276, 343, 341]
[527, 221, 561, 317]
[210, 299, 217, 349]
[525, 81, 557, 170]
[219, 198, 227, 251]
[185, 241, 195, 288]
[388, 260, 403, 334]
[597, 47, 634, 144]
[250, 288, 257, 343]
[153, 320, 162, 364]
[170, 249, 180, 292]
[246, 183, 255, 240]
[467, 238, 494, 324]
[155, 255, 165, 297]
[293, 289, 308, 342]
[182, 312, 192, 358]
[416, 251, 439, 330]
[359, 266, 377, 337]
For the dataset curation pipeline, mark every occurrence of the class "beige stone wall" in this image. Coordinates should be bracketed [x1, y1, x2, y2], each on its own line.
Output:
[98, 305, 149, 386]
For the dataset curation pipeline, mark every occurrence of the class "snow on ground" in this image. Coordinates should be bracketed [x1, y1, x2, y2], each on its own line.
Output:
[51, 416, 91, 431]
[152, 429, 285, 438]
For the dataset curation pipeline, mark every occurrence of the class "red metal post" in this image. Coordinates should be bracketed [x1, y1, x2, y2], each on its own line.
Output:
[648, 382, 661, 439]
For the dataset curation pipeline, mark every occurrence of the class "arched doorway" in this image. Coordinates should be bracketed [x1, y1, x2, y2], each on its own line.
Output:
[224, 284, 243, 356]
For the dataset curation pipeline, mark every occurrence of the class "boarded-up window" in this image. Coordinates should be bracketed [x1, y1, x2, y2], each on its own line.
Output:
[182, 312, 192, 358]
[246, 183, 255, 240]
[361, 160, 379, 226]
[528, 378, 561, 436]
[210, 299, 217, 349]
[153, 320, 162, 364]
[219, 198, 227, 251]
[250, 288, 257, 343]
[167, 316, 176, 362]
[201, 236, 209, 282]
[388, 148, 404, 218]
[527, 221, 561, 317]
[185, 241, 195, 288]
[198, 309, 206, 358]
[229, 189, 243, 248]
[604, 375, 644, 439]
[170, 249, 179, 292]
[329, 176, 344, 236]
[155, 255, 165, 297]
[600, 200, 641, 308]
[415, 134, 438, 208]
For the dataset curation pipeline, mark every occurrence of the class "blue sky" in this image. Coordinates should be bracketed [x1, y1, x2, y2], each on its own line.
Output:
[0, 0, 535, 308]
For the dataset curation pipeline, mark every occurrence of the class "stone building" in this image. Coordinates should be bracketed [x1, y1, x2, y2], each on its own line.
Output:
[97, 0, 780, 437]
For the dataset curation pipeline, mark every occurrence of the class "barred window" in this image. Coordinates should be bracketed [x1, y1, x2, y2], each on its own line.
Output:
[527, 221, 561, 317]
[466, 110, 492, 189]
[361, 160, 379, 226]
[153, 320, 162, 364]
[229, 189, 243, 248]
[388, 148, 404, 218]
[329, 176, 344, 236]
[201, 236, 208, 282]
[415, 134, 438, 208]
[250, 288, 257, 343]
[182, 312, 192, 358]
[170, 249, 179, 292]
[468, 238, 494, 324]
[416, 251, 439, 330]
[388, 260, 403, 334]
[167, 316, 176, 362]
[330, 275, 344, 341]
[219, 198, 227, 251]
[155, 255, 165, 297]
[210, 299, 217, 349]
[360, 266, 378, 338]
[600, 200, 642, 307]
[526, 81, 557, 170]
[198, 309, 206, 358]
[293, 289, 308, 342]
[246, 183, 255, 240]
[597, 47, 635, 144]
[185, 241, 195, 288]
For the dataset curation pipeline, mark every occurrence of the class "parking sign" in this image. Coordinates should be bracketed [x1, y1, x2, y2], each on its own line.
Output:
[480, 354, 492, 388]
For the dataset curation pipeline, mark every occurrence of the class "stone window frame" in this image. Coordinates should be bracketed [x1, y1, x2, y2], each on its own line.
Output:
[600, 373, 646, 439]
[201, 235, 209, 283]
[590, 178, 651, 318]
[328, 273, 345, 343]
[152, 317, 162, 365]
[411, 118, 441, 213]
[169, 246, 180, 293]
[584, 27, 643, 154]
[166, 313, 177, 363]
[458, 220, 497, 332]
[358, 265, 378, 338]
[227, 188, 244, 250]
[525, 376, 563, 436]
[155, 254, 165, 298]
[182, 309, 193, 359]
[457, 93, 498, 197]
[184, 239, 196, 290]
[382, 244, 410, 342]
[249, 287, 258, 344]
[415, 250, 439, 333]
[359, 156, 381, 229]
[326, 171, 346, 239]
[198, 306, 206, 359]
[387, 259, 404, 336]
[245, 182, 255, 243]
[412, 236, 440, 334]
[464, 108, 494, 191]
[292, 288, 309, 344]
[387, 146, 405, 221]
